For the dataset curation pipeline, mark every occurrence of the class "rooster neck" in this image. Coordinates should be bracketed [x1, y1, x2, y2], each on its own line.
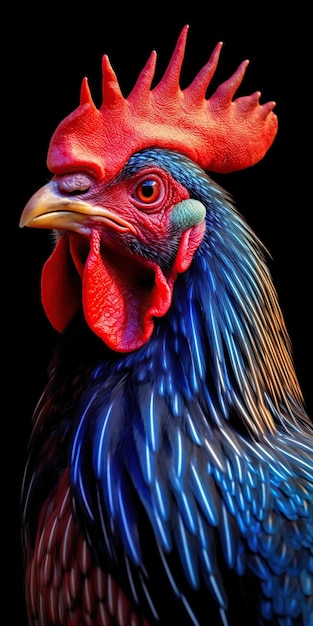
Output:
[169, 216, 309, 438]
[45, 189, 310, 444]
[22, 216, 313, 622]
[106, 222, 308, 441]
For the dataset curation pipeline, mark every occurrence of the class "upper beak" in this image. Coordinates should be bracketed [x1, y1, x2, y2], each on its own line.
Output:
[20, 180, 136, 234]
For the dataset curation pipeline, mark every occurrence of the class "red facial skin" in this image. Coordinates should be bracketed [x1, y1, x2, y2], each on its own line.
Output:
[21, 166, 206, 352]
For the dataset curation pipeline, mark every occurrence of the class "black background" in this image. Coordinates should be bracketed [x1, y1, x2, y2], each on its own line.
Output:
[7, 4, 311, 624]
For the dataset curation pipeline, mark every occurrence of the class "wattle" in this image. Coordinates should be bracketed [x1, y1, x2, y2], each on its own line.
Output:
[41, 230, 174, 352]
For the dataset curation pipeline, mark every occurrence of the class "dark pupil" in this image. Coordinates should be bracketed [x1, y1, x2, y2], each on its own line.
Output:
[141, 180, 156, 197]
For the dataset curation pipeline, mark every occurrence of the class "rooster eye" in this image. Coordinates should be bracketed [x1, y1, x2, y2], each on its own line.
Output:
[133, 178, 163, 204]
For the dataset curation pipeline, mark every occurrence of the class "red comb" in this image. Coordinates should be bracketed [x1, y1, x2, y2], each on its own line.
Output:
[47, 25, 278, 180]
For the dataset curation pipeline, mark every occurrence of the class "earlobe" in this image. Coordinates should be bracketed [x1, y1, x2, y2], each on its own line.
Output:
[173, 222, 206, 275]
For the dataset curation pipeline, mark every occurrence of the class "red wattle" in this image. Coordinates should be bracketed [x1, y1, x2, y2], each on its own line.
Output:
[82, 230, 172, 352]
[40, 223, 205, 352]
[41, 237, 82, 333]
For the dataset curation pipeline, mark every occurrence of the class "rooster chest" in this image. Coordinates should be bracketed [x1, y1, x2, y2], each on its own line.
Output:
[25, 469, 148, 626]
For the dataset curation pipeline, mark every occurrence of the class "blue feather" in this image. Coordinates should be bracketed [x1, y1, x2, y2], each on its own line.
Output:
[176, 513, 199, 589]
[138, 573, 159, 621]
[95, 401, 114, 479]
[190, 463, 219, 526]
[220, 502, 237, 568]
[185, 410, 205, 445]
[143, 439, 154, 484]
[152, 477, 170, 521]
[173, 428, 184, 477]
[171, 477, 198, 535]
[23, 147, 313, 625]
[116, 477, 142, 565]
[149, 509, 172, 551]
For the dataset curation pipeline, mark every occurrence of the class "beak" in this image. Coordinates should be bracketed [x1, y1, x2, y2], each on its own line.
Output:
[20, 180, 136, 234]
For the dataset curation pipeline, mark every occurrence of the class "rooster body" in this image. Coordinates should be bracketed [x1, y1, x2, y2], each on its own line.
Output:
[20, 28, 313, 626]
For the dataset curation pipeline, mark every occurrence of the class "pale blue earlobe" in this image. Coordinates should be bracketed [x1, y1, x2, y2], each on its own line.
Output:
[170, 199, 206, 229]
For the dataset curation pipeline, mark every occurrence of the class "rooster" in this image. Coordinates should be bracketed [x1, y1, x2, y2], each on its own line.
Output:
[19, 25, 313, 626]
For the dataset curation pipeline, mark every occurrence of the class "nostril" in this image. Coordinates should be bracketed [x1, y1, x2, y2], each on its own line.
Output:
[56, 173, 93, 195]
[67, 188, 90, 197]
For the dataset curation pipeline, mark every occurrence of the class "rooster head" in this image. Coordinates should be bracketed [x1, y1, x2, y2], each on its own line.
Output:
[20, 26, 277, 352]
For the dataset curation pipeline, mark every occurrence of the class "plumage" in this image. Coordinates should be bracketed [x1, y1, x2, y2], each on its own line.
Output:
[20, 27, 312, 626]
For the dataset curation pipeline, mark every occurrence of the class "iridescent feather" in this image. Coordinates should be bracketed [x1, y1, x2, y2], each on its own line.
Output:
[22, 147, 313, 626]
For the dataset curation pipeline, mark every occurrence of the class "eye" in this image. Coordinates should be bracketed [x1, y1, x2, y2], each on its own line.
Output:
[132, 175, 165, 206]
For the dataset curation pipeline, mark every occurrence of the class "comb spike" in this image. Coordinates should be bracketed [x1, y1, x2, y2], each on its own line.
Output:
[260, 100, 276, 118]
[211, 60, 250, 107]
[238, 91, 261, 111]
[79, 77, 97, 108]
[154, 24, 189, 96]
[128, 51, 157, 103]
[101, 54, 125, 108]
[184, 41, 224, 105]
